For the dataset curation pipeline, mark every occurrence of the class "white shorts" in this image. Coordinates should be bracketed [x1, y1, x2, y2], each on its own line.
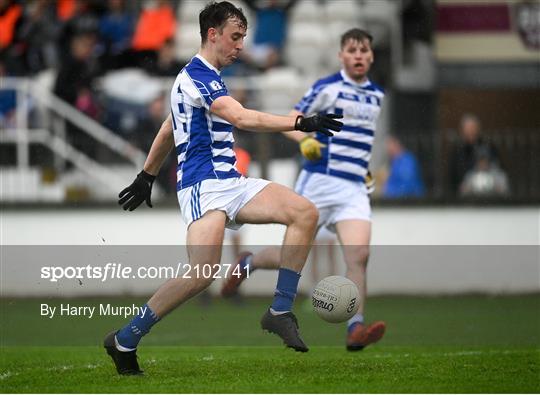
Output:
[295, 170, 371, 232]
[177, 177, 271, 230]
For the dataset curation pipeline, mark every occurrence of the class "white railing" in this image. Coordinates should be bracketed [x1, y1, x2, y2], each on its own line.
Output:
[0, 129, 129, 193]
[1, 77, 148, 197]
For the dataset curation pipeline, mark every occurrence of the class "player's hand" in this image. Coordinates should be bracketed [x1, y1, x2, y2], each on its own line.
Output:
[295, 114, 343, 136]
[300, 137, 325, 161]
[118, 170, 156, 211]
[365, 170, 375, 194]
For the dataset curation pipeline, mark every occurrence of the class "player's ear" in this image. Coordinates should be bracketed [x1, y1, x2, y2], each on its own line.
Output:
[208, 27, 218, 43]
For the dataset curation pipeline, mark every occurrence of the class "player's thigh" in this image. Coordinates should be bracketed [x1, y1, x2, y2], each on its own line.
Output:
[187, 210, 227, 268]
[335, 219, 371, 264]
[235, 182, 316, 225]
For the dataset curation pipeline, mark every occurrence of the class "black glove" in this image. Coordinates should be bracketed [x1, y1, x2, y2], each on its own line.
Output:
[118, 170, 156, 211]
[295, 114, 343, 136]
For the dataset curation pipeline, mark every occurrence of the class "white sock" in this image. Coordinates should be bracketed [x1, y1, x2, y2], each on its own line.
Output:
[115, 335, 136, 352]
[347, 313, 364, 329]
[270, 307, 289, 315]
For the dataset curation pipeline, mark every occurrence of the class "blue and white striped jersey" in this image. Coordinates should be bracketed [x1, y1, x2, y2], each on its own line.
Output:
[170, 54, 240, 191]
[295, 70, 384, 183]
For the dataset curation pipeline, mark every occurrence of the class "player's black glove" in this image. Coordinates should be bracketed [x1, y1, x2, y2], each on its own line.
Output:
[295, 114, 343, 136]
[118, 170, 155, 211]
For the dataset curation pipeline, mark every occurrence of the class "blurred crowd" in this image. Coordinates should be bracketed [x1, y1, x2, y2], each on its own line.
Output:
[1, 0, 516, 200]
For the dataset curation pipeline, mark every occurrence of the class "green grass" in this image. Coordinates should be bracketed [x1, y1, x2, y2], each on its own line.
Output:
[1, 295, 539, 393]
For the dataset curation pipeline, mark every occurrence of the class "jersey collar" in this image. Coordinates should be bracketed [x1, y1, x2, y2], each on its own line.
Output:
[340, 69, 370, 88]
[195, 54, 221, 75]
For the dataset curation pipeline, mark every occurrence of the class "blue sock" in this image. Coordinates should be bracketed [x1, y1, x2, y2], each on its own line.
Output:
[347, 314, 364, 334]
[271, 268, 301, 313]
[116, 304, 160, 350]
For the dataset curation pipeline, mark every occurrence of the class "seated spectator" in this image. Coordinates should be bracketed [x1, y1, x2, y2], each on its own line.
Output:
[383, 135, 425, 198]
[242, 0, 297, 71]
[448, 113, 501, 196]
[460, 146, 509, 197]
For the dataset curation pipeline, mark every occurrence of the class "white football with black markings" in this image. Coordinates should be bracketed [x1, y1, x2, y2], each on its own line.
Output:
[312, 275, 360, 323]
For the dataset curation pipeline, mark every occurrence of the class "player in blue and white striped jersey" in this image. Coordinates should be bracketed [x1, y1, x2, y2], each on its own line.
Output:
[222, 28, 386, 351]
[106, 1, 343, 375]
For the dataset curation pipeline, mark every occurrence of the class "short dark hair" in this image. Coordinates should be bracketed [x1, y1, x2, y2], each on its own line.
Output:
[340, 28, 373, 48]
[199, 1, 248, 44]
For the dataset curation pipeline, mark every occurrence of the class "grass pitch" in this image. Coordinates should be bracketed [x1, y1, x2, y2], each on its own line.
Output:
[1, 295, 539, 393]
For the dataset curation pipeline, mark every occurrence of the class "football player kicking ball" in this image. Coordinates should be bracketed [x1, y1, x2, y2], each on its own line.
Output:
[222, 28, 386, 351]
[104, 1, 342, 375]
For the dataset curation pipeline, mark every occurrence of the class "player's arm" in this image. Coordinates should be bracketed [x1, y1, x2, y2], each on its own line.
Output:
[118, 114, 174, 211]
[143, 114, 175, 175]
[210, 95, 342, 135]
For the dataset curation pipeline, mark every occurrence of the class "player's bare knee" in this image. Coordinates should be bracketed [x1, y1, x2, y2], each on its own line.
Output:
[294, 198, 319, 229]
[345, 245, 370, 268]
[189, 262, 221, 287]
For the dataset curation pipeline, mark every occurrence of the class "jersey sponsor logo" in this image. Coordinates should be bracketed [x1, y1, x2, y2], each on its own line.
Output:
[209, 80, 224, 91]
[338, 92, 359, 101]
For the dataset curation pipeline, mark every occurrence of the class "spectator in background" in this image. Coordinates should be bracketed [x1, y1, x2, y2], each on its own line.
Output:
[0, 0, 22, 51]
[131, 0, 175, 70]
[460, 145, 509, 198]
[383, 135, 425, 198]
[242, 0, 296, 71]
[56, 0, 102, 64]
[57, 0, 77, 21]
[449, 113, 501, 195]
[0, 0, 23, 74]
[147, 38, 186, 76]
[99, 0, 135, 57]
[53, 31, 101, 160]
[5, 0, 61, 75]
[54, 31, 101, 110]
[0, 60, 16, 129]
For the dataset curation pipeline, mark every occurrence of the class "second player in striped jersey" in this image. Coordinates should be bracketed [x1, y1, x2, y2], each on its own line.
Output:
[222, 28, 386, 351]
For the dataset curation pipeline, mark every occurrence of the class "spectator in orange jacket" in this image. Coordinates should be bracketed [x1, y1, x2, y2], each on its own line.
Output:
[131, 0, 175, 51]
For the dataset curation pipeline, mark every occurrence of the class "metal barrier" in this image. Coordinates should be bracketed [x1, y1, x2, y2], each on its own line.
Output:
[1, 77, 147, 198]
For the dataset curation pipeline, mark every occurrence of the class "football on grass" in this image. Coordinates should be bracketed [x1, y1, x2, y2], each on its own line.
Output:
[312, 275, 360, 323]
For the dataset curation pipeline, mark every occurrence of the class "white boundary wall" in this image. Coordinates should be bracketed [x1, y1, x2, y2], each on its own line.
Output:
[2, 207, 538, 296]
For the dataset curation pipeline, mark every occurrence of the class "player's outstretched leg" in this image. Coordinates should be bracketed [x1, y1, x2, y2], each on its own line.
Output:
[336, 220, 386, 351]
[235, 183, 318, 352]
[346, 321, 386, 351]
[104, 211, 226, 374]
